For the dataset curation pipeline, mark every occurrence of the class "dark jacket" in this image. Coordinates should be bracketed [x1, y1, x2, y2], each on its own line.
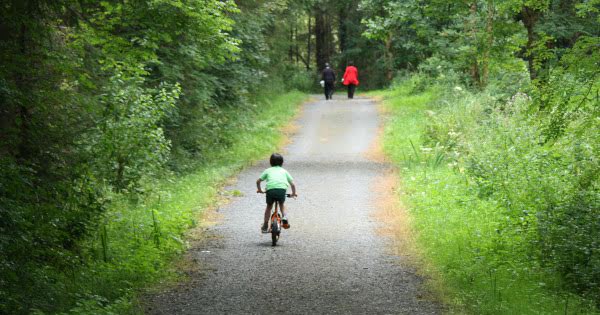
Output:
[322, 67, 336, 83]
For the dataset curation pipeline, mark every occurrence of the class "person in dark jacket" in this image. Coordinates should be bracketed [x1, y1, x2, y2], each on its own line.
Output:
[321, 63, 335, 100]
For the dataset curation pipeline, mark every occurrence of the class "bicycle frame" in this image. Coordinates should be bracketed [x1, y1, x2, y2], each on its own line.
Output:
[269, 201, 282, 232]
[269, 201, 283, 246]
[263, 193, 292, 246]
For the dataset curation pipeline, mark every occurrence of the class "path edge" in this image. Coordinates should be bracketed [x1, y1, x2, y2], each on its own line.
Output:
[367, 96, 449, 310]
[139, 95, 312, 310]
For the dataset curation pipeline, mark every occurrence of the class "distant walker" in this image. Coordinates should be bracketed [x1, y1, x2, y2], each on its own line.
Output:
[321, 63, 336, 100]
[342, 61, 359, 99]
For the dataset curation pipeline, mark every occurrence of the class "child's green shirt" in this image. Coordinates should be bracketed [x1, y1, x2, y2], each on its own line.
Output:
[259, 166, 293, 191]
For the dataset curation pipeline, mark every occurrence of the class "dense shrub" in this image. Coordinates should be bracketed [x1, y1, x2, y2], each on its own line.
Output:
[419, 67, 600, 305]
[282, 66, 315, 92]
[378, 74, 598, 313]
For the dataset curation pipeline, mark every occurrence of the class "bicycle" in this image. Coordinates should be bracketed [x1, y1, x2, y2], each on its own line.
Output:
[268, 193, 294, 246]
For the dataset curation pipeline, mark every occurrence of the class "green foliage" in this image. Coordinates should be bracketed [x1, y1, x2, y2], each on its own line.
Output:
[5, 90, 305, 314]
[81, 74, 181, 191]
[361, 0, 599, 87]
[76, 90, 305, 314]
[430, 54, 598, 301]
[363, 5, 599, 308]
[374, 77, 599, 313]
[1, 0, 597, 312]
[0, 0, 310, 313]
[286, 70, 316, 92]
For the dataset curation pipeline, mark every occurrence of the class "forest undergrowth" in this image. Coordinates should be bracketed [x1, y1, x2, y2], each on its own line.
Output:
[372, 76, 599, 314]
[28, 91, 306, 314]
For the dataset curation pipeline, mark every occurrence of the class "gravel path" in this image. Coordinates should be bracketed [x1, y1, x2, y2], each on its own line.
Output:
[145, 96, 442, 314]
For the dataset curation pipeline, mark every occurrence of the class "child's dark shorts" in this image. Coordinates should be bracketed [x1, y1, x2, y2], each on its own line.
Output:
[266, 188, 286, 206]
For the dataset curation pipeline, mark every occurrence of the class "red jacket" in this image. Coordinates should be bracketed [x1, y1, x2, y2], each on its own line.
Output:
[342, 66, 359, 86]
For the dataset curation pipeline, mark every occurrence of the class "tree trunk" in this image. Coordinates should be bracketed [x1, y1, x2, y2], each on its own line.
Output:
[325, 14, 334, 63]
[522, 6, 539, 80]
[338, 6, 347, 54]
[295, 25, 299, 64]
[289, 27, 294, 62]
[385, 33, 394, 82]
[116, 156, 125, 192]
[481, 0, 494, 87]
[468, 2, 481, 87]
[307, 16, 311, 70]
[16, 21, 31, 162]
[315, 7, 327, 71]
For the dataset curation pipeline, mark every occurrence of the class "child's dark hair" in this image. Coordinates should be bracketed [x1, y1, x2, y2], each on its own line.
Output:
[270, 153, 284, 167]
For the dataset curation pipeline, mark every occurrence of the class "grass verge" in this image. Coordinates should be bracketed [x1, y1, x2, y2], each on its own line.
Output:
[56, 91, 308, 314]
[368, 84, 598, 314]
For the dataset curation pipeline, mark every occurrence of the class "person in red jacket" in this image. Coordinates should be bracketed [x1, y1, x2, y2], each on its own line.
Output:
[342, 61, 359, 99]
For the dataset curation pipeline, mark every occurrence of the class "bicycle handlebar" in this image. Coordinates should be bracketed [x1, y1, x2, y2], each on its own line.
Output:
[256, 191, 297, 198]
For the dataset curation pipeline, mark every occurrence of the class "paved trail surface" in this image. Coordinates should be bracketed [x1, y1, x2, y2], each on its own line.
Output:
[146, 96, 441, 314]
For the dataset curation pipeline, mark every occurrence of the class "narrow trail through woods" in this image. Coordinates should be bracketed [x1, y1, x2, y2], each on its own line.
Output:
[146, 95, 442, 314]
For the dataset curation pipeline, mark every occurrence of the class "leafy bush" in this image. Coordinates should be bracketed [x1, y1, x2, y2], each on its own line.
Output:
[417, 55, 466, 87]
[424, 72, 600, 304]
[377, 74, 599, 313]
[81, 74, 180, 191]
[422, 87, 486, 159]
[282, 67, 315, 93]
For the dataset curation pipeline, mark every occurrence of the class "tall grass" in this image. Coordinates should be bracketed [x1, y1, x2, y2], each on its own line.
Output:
[48, 91, 307, 314]
[370, 80, 598, 314]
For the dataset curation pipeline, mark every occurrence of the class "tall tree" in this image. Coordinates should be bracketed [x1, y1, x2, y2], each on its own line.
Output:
[314, 4, 330, 71]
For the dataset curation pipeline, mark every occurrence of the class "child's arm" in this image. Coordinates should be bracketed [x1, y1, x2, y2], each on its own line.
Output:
[290, 181, 297, 197]
[285, 171, 297, 197]
[256, 178, 264, 193]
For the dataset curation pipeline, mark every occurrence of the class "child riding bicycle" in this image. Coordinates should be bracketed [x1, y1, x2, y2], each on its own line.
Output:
[256, 153, 297, 233]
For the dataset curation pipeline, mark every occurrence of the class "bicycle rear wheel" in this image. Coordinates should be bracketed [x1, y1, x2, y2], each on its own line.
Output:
[271, 217, 280, 246]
